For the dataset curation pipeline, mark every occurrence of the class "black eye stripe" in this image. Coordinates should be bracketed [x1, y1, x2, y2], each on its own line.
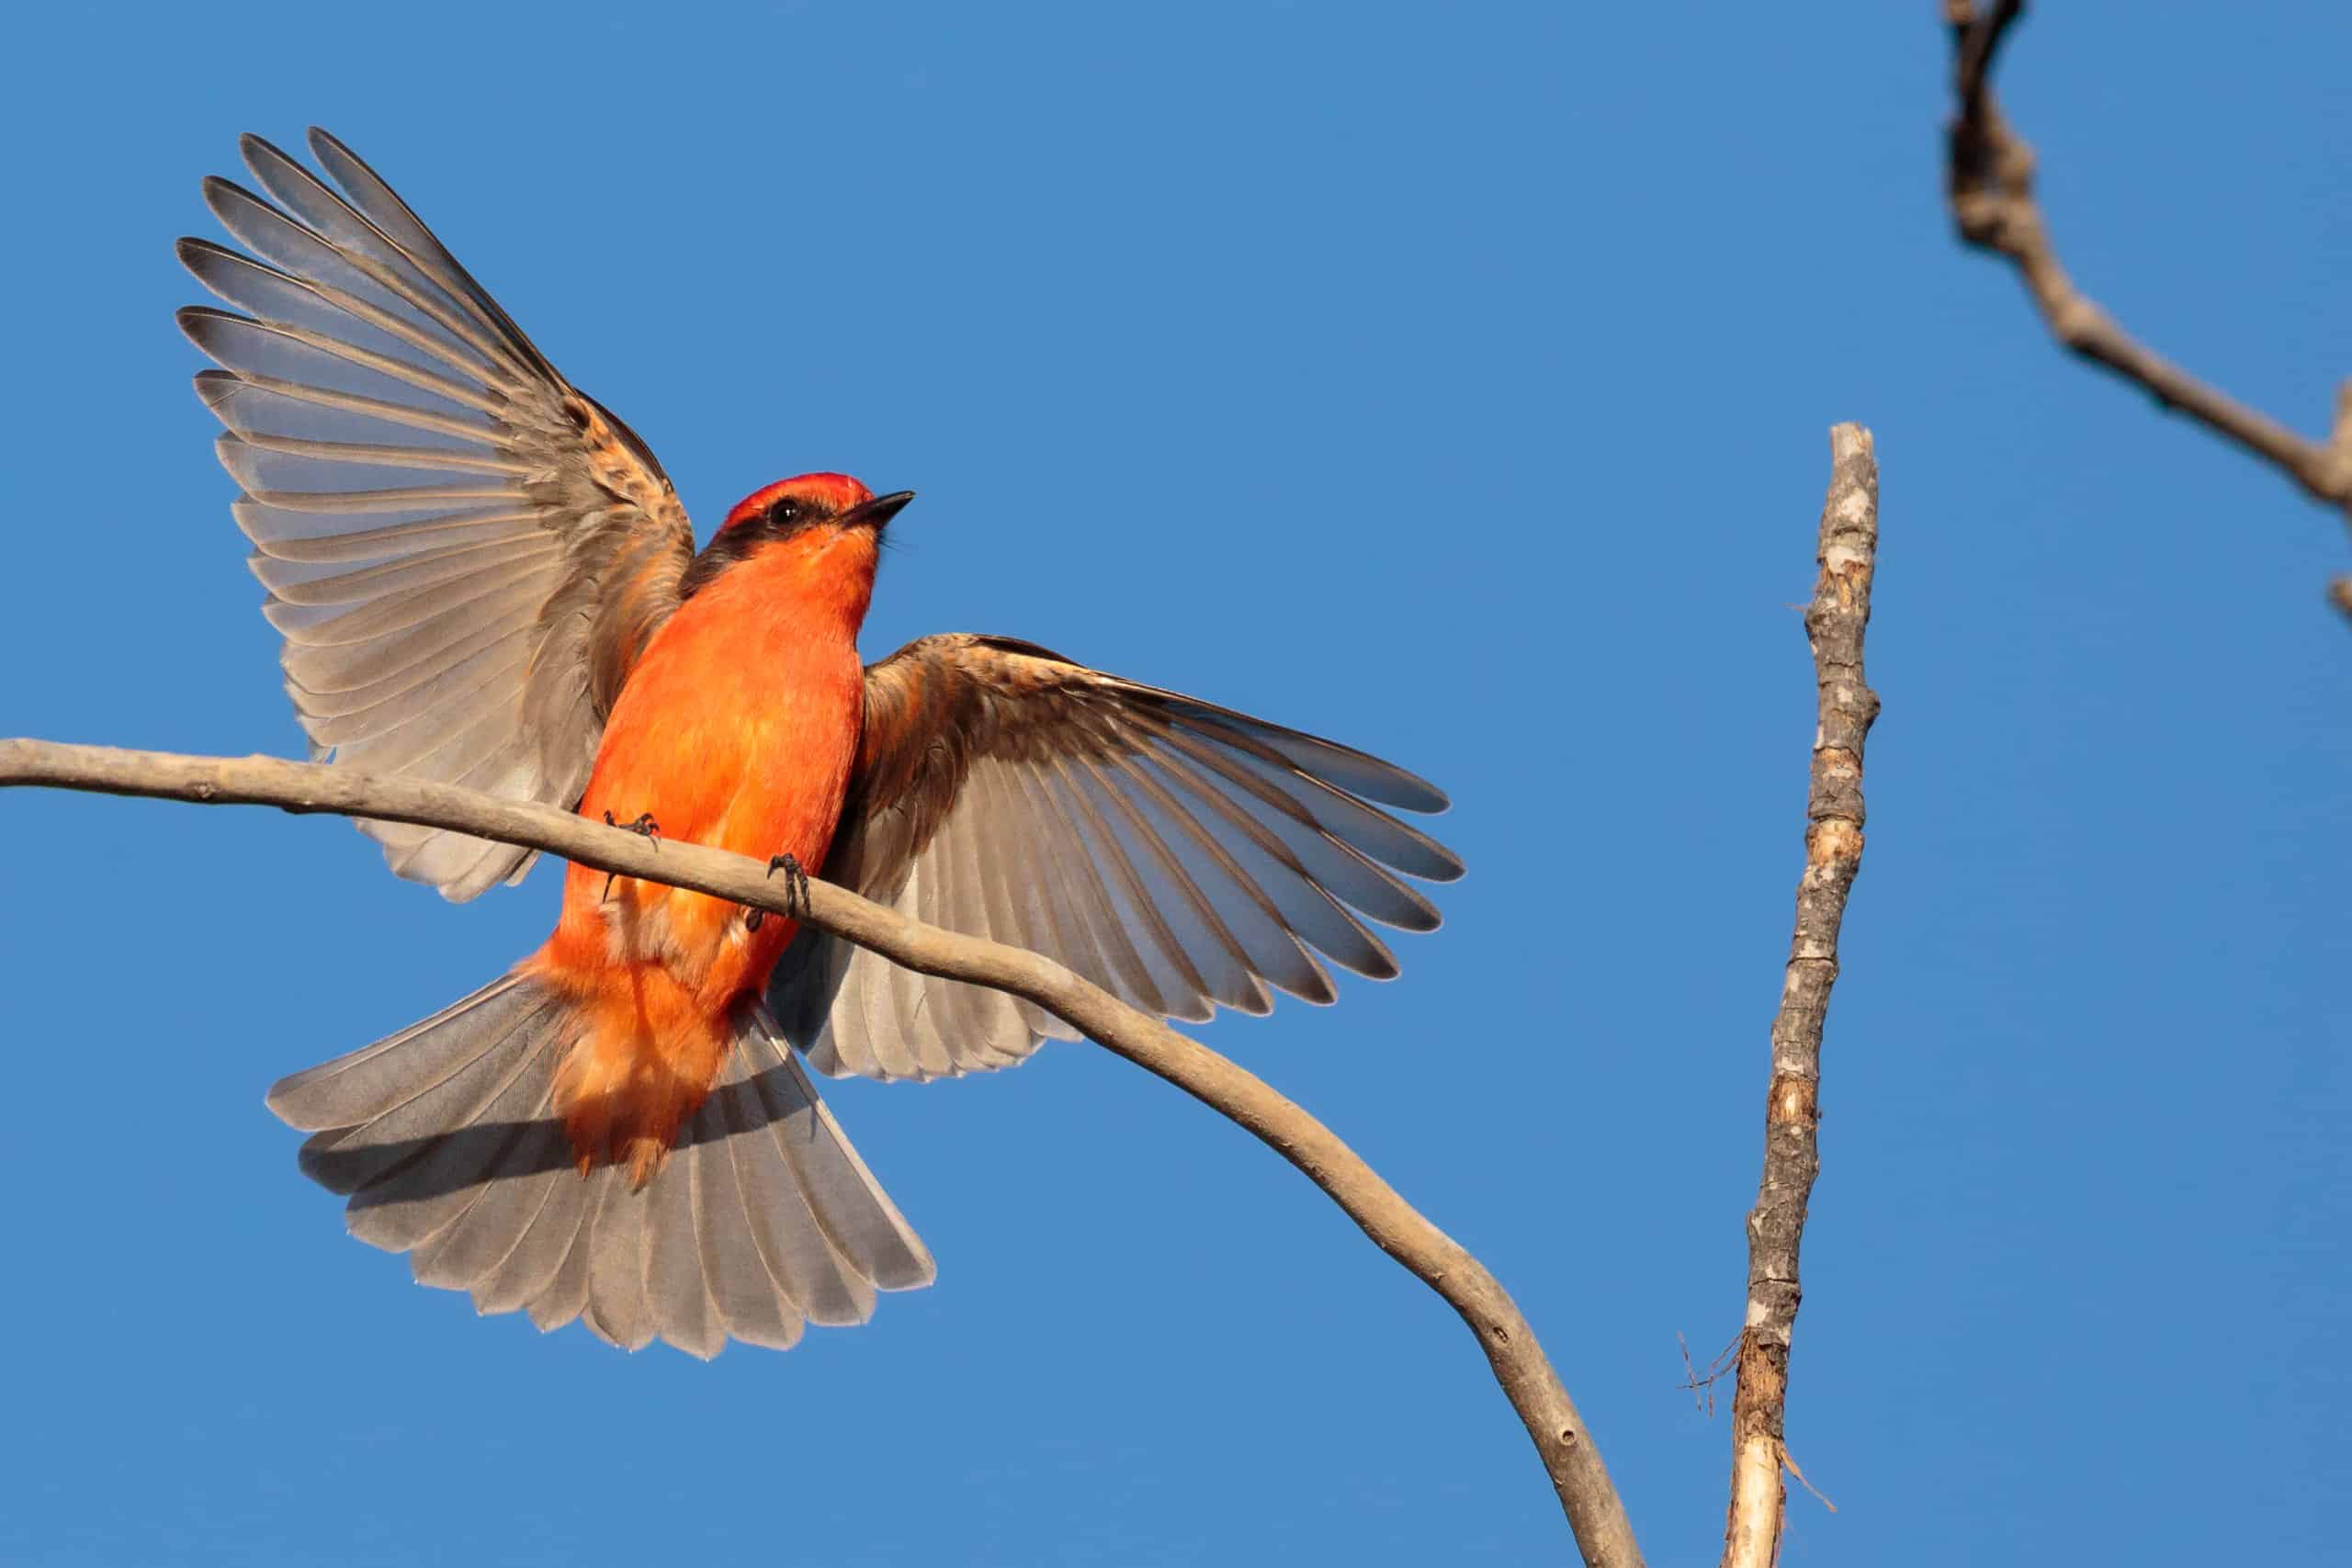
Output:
[680, 491, 857, 603]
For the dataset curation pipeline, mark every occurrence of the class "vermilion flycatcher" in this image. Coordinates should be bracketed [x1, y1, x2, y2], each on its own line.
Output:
[178, 130, 1461, 1357]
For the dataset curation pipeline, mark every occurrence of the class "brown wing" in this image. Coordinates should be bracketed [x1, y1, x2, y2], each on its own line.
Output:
[178, 129, 695, 900]
[765, 635, 1464, 1082]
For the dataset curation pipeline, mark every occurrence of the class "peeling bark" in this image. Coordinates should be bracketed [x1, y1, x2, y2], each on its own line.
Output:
[1721, 425, 1880, 1568]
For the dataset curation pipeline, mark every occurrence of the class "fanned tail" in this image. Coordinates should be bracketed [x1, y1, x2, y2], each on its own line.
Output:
[266, 978, 934, 1357]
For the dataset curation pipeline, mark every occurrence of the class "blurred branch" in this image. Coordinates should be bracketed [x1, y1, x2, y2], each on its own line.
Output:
[0, 735, 1645, 1568]
[1943, 0, 2352, 561]
[1721, 426, 1881, 1568]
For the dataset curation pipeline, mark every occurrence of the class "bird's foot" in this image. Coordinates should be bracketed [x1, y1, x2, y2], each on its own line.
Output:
[600, 809, 662, 899]
[746, 853, 808, 932]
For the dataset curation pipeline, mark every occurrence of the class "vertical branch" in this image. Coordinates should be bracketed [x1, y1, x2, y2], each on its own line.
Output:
[1721, 425, 1881, 1568]
[2332, 382, 2352, 623]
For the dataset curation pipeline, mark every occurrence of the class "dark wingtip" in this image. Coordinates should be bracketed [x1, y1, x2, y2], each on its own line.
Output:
[1378, 897, 1445, 934]
[174, 302, 261, 354]
[307, 127, 373, 180]
[172, 234, 225, 276]
[191, 367, 239, 409]
[1369, 763, 1451, 816]
[1288, 962, 1342, 1006]
[237, 130, 289, 168]
[1407, 783, 1453, 815]
[197, 173, 246, 215]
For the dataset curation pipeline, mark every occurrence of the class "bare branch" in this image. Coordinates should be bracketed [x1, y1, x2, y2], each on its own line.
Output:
[1943, 2, 2352, 525]
[0, 735, 1643, 1568]
[1720, 425, 1882, 1568]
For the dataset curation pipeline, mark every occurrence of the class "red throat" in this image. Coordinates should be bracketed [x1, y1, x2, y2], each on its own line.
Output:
[721, 472, 876, 531]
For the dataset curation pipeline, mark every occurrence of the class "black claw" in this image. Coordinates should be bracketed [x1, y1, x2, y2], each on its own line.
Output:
[746, 852, 808, 931]
[600, 809, 662, 902]
[604, 809, 661, 841]
[767, 853, 809, 919]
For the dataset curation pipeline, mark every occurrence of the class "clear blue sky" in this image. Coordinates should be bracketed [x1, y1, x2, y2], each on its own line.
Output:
[5, 4, 2346, 1563]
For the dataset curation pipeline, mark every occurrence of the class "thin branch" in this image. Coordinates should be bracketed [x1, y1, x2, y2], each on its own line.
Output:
[1720, 425, 1882, 1568]
[1679, 1330, 1739, 1419]
[0, 735, 1644, 1568]
[1943, 1, 2352, 525]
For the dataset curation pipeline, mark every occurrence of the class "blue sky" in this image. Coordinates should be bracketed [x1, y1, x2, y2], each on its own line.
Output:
[5, 4, 2347, 1563]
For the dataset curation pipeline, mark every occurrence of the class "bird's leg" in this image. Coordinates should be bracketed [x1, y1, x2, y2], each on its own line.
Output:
[745, 853, 808, 932]
[600, 809, 662, 900]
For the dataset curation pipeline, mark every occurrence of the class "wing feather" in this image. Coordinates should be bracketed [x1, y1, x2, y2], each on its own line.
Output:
[1003, 758, 1164, 1021]
[181, 130, 695, 901]
[769, 635, 1461, 1081]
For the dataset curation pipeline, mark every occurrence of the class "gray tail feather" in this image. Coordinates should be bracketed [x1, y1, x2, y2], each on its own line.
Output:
[266, 977, 936, 1358]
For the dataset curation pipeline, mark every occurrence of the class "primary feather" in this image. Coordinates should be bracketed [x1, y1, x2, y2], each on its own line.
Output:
[767, 635, 1464, 1082]
[181, 130, 695, 900]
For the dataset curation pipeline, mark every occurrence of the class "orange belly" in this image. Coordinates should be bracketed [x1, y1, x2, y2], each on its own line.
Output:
[520, 547, 867, 1181]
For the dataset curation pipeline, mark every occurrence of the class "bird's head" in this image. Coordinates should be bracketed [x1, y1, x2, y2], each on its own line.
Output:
[718, 473, 913, 543]
[684, 473, 914, 614]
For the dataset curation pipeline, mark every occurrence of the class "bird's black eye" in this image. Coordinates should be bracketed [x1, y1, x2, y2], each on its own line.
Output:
[766, 498, 807, 529]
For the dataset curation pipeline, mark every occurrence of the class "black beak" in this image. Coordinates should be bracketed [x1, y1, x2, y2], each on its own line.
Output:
[844, 490, 915, 531]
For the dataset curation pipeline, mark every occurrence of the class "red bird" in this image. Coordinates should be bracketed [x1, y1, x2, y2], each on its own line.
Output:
[179, 130, 1461, 1357]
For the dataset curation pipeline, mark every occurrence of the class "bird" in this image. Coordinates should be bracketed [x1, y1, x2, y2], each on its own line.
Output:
[177, 128, 1463, 1358]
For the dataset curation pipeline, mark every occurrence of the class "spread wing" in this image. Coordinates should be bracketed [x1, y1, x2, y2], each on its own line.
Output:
[178, 129, 695, 900]
[766, 635, 1464, 1081]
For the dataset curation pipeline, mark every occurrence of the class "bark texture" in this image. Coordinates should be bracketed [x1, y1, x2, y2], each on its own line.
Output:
[0, 735, 1644, 1568]
[1720, 425, 1881, 1568]
[1944, 1, 2352, 545]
